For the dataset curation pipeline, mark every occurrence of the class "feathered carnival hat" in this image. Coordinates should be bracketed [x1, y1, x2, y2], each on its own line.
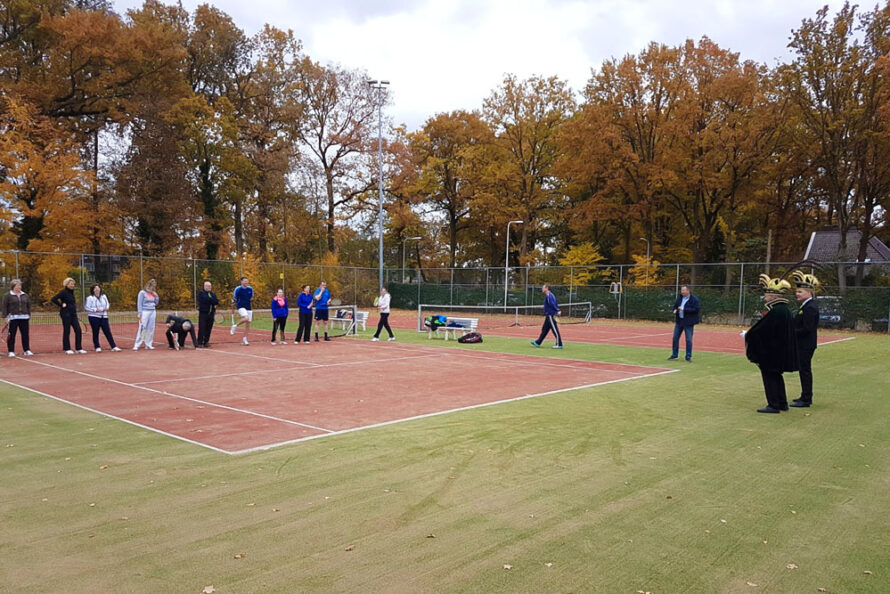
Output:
[791, 270, 820, 292]
[759, 274, 791, 294]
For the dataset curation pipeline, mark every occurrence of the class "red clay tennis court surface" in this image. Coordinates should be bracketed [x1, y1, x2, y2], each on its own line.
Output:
[1, 340, 676, 455]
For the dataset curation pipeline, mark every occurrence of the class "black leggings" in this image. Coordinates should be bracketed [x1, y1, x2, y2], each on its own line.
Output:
[374, 313, 394, 338]
[296, 312, 312, 342]
[272, 317, 288, 341]
[89, 316, 117, 349]
[7, 319, 30, 352]
[61, 313, 82, 351]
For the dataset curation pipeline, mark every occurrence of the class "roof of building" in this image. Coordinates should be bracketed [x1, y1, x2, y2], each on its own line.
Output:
[804, 229, 890, 262]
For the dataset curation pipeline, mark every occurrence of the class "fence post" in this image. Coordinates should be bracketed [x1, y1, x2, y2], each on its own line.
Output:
[738, 262, 745, 324]
[525, 265, 529, 305]
[618, 265, 624, 319]
[15, 250, 19, 279]
[450, 268, 454, 305]
[675, 264, 680, 295]
[139, 250, 143, 288]
[192, 257, 197, 310]
[80, 254, 86, 305]
[569, 266, 574, 302]
[485, 267, 489, 306]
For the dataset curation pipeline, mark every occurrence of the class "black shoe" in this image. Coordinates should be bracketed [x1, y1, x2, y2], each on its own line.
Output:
[790, 400, 811, 408]
[757, 406, 781, 414]
[315, 337, 319, 342]
[685, 357, 692, 362]
[667, 356, 678, 361]
[324, 337, 331, 342]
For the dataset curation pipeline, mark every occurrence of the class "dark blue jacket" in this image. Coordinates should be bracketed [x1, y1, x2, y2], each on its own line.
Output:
[543, 292, 560, 316]
[673, 294, 701, 327]
[198, 290, 219, 314]
[271, 297, 289, 319]
[297, 293, 314, 314]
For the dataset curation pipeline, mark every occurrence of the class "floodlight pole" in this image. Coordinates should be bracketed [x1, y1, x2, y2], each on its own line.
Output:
[640, 237, 650, 284]
[505, 220, 523, 310]
[367, 79, 390, 290]
[402, 236, 422, 283]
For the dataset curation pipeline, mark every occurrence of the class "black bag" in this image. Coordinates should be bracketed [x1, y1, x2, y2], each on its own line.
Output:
[458, 331, 483, 344]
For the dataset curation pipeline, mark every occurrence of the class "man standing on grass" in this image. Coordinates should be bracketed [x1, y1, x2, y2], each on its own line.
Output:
[530, 284, 563, 349]
[669, 285, 700, 362]
[230, 277, 254, 346]
[313, 280, 331, 342]
[791, 270, 820, 408]
[744, 274, 798, 414]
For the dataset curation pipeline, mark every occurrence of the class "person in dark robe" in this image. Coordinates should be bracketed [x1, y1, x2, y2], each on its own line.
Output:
[744, 274, 799, 414]
[791, 270, 820, 408]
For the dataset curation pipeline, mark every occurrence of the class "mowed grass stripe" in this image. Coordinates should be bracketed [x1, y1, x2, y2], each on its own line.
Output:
[0, 332, 888, 592]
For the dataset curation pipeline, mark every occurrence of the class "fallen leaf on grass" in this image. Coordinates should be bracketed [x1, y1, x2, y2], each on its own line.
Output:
[246, 503, 255, 507]
[272, 508, 280, 512]
[99, 465, 108, 470]
[817, 588, 827, 592]
[426, 534, 436, 538]
[858, 443, 865, 448]
[666, 495, 673, 499]
[503, 564, 512, 570]
[89, 503, 96, 507]
[345, 545, 354, 552]
[762, 540, 768, 544]
[120, 517, 129, 521]
[234, 553, 246, 559]
[786, 563, 798, 570]
[863, 570, 872, 575]
[203, 586, 215, 594]
[545, 562, 553, 568]
[746, 582, 758, 587]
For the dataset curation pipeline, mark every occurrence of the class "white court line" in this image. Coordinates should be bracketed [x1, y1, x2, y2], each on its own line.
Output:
[1, 378, 236, 456]
[198, 348, 324, 366]
[231, 368, 680, 454]
[436, 350, 665, 375]
[16, 358, 334, 436]
[818, 336, 856, 346]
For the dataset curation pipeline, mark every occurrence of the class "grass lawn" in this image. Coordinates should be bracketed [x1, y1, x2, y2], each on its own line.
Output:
[1, 330, 888, 593]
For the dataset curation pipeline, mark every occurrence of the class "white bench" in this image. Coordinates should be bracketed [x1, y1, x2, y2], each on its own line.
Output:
[429, 317, 479, 340]
[329, 311, 368, 332]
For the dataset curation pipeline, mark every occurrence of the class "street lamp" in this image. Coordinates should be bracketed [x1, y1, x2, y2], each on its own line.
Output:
[402, 236, 422, 283]
[504, 220, 523, 309]
[367, 79, 390, 290]
[639, 237, 650, 284]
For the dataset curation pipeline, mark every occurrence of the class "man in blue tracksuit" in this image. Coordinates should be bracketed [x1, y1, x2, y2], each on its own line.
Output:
[530, 285, 563, 349]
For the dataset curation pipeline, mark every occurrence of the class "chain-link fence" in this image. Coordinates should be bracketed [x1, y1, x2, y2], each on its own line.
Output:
[3, 250, 889, 332]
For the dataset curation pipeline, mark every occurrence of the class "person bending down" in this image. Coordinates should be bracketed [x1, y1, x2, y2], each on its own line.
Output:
[165, 315, 198, 350]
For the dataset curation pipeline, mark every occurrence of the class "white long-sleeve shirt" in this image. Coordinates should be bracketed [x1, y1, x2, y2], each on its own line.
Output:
[377, 293, 391, 314]
[85, 294, 110, 318]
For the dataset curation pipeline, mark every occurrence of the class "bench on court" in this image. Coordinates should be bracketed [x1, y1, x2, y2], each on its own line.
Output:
[329, 311, 368, 332]
[429, 317, 479, 340]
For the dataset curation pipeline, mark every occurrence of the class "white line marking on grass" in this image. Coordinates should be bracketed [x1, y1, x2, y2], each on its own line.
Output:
[818, 336, 856, 346]
[1, 379, 235, 456]
[231, 368, 680, 455]
[17, 358, 334, 435]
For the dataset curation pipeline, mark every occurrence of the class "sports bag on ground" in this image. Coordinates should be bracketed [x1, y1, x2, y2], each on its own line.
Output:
[457, 331, 483, 344]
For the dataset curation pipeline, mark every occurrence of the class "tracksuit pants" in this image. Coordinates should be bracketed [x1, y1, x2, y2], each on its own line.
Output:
[535, 315, 562, 346]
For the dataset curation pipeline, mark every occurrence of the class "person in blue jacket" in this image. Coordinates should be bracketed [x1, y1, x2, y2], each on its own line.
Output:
[530, 284, 563, 349]
[270, 288, 289, 345]
[313, 280, 331, 342]
[669, 285, 700, 362]
[230, 276, 254, 346]
[295, 285, 314, 344]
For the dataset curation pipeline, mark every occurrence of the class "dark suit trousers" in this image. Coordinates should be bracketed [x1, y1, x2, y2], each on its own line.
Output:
[198, 311, 214, 346]
[760, 368, 788, 410]
[798, 348, 815, 402]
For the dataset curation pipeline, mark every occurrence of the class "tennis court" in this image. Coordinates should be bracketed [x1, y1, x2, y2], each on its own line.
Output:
[1, 339, 675, 454]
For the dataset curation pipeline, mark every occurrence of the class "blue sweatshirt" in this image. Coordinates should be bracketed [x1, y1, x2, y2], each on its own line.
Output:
[297, 293, 314, 314]
[271, 297, 289, 319]
[543, 292, 560, 316]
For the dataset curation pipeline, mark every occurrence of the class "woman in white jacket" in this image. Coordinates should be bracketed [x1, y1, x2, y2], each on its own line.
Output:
[85, 284, 121, 352]
[134, 279, 159, 350]
[371, 287, 395, 341]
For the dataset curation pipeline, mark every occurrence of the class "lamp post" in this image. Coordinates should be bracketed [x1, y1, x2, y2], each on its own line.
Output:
[639, 237, 650, 284]
[402, 236, 422, 283]
[504, 220, 523, 309]
[367, 79, 390, 290]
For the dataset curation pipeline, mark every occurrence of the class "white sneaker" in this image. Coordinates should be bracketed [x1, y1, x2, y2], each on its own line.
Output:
[133, 346, 139, 351]
[270, 341, 277, 345]
[111, 347, 121, 352]
[387, 337, 396, 342]
[146, 345, 154, 350]
[66, 350, 75, 355]
[24, 351, 34, 356]
[230, 324, 237, 335]
[371, 337, 379, 342]
[95, 347, 102, 353]
[7, 352, 14, 358]
[76, 349, 88, 354]
[242, 337, 249, 346]
[279, 341, 287, 345]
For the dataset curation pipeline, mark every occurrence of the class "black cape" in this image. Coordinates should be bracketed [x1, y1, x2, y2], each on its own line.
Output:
[745, 301, 799, 372]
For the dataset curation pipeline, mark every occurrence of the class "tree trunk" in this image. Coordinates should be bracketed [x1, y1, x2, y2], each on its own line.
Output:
[325, 168, 336, 253]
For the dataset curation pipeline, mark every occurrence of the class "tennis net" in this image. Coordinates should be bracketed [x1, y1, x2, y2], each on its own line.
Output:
[3, 304, 358, 354]
[416, 302, 593, 332]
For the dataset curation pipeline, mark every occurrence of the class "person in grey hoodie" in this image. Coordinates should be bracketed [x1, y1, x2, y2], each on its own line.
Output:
[134, 279, 159, 350]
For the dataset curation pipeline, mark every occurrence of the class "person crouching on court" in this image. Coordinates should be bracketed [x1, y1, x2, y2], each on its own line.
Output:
[791, 270, 820, 408]
[2, 279, 33, 357]
[530, 284, 563, 349]
[165, 314, 197, 350]
[744, 274, 798, 413]
[271, 288, 289, 345]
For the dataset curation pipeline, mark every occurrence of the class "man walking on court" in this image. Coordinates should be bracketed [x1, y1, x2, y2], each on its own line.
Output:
[669, 285, 700, 361]
[530, 285, 563, 349]
[197, 281, 219, 348]
[230, 276, 254, 345]
[791, 270, 820, 408]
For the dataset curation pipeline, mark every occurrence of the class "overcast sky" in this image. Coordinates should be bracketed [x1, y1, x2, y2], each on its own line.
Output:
[113, 0, 844, 131]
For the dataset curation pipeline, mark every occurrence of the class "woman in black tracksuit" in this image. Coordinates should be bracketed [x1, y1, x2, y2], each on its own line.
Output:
[50, 277, 86, 354]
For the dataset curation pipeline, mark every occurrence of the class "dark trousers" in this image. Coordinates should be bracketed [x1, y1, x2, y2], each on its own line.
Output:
[760, 368, 788, 410]
[61, 313, 82, 351]
[296, 312, 312, 343]
[7, 319, 30, 352]
[535, 315, 562, 346]
[88, 316, 117, 349]
[374, 313, 394, 338]
[272, 317, 288, 341]
[166, 327, 197, 348]
[198, 311, 215, 346]
[798, 348, 815, 403]
[672, 323, 694, 359]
